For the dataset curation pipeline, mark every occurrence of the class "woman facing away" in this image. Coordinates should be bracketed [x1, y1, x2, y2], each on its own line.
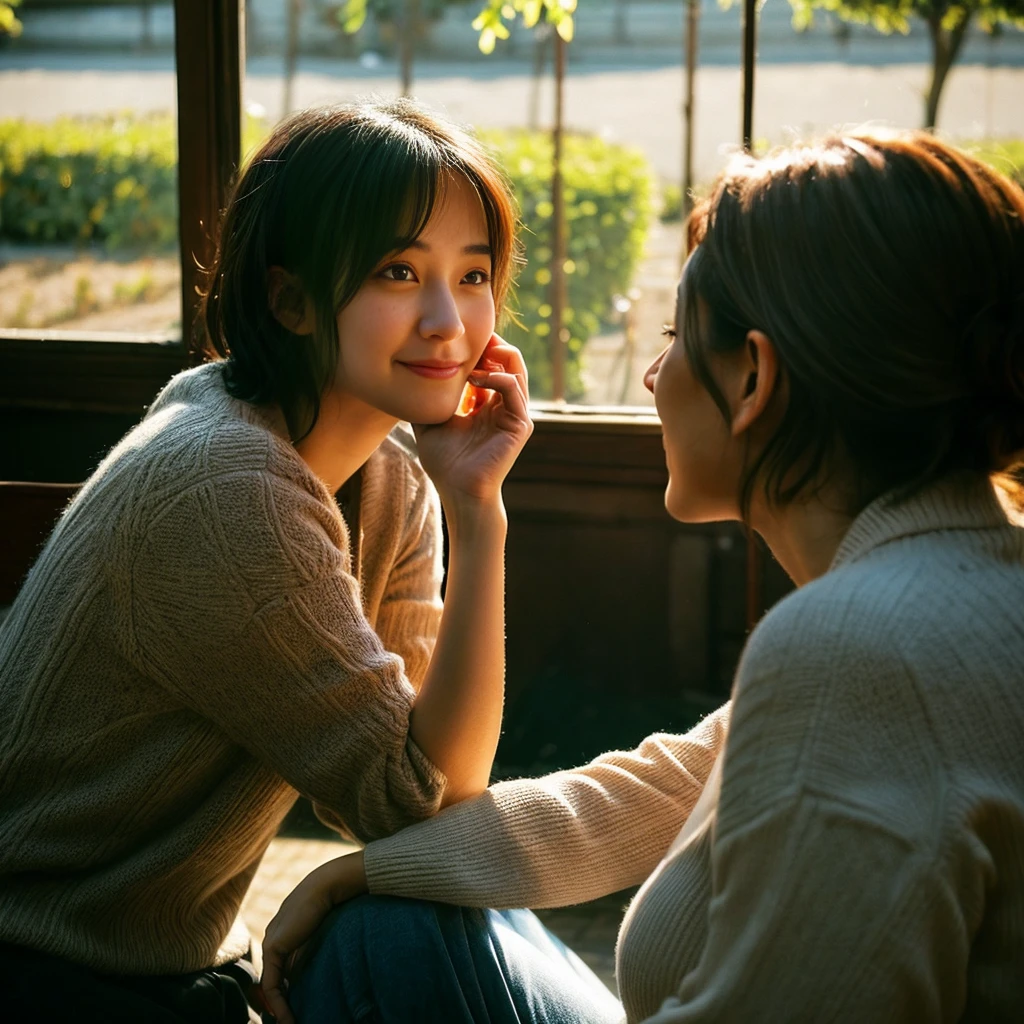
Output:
[0, 99, 533, 1022]
[262, 130, 1024, 1023]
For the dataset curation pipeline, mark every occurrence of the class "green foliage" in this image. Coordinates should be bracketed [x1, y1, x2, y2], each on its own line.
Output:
[482, 130, 654, 400]
[472, 0, 576, 53]
[782, 0, 1024, 36]
[0, 114, 178, 249]
[660, 182, 684, 223]
[0, 0, 22, 39]
[113, 270, 158, 305]
[732, 0, 1024, 125]
[337, 0, 369, 32]
[0, 114, 268, 250]
[969, 138, 1024, 185]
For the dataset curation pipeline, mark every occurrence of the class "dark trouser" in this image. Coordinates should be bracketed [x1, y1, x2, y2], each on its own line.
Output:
[0, 940, 261, 1023]
[290, 895, 625, 1024]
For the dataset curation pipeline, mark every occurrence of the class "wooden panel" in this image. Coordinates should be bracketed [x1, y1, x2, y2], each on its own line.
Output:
[0, 482, 80, 604]
[0, 335, 184, 415]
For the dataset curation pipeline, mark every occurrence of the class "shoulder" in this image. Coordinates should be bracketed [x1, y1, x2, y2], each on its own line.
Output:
[739, 537, 960, 686]
[107, 367, 339, 555]
[719, 563, 947, 838]
[133, 363, 326, 498]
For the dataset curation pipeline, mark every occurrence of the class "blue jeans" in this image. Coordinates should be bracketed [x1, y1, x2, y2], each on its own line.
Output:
[289, 895, 625, 1023]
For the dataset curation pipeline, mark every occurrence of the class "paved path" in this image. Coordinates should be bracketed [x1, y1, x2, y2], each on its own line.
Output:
[2, 60, 1022, 182]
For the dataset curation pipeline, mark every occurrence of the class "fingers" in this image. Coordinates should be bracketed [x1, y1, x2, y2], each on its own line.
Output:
[260, 943, 295, 1024]
[484, 334, 530, 401]
[468, 369, 531, 429]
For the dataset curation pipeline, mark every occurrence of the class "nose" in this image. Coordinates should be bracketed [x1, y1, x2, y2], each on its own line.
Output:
[419, 282, 464, 343]
[644, 347, 667, 394]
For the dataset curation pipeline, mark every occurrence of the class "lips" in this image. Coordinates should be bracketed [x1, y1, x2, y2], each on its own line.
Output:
[398, 361, 462, 380]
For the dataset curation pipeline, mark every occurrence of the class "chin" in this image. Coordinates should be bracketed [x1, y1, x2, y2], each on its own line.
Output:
[664, 482, 732, 525]
[390, 395, 463, 425]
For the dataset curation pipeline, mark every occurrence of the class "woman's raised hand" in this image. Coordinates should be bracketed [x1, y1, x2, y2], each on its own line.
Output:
[414, 334, 532, 510]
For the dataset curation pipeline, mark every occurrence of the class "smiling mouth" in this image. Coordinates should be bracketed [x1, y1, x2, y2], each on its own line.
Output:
[398, 362, 463, 380]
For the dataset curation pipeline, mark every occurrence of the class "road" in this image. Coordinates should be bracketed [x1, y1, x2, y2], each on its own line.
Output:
[2, 54, 1023, 183]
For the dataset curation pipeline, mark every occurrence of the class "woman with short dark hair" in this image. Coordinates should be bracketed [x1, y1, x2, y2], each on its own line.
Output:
[263, 130, 1024, 1024]
[0, 99, 533, 1022]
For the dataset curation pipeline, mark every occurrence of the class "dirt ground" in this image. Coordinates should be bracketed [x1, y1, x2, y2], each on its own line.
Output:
[0, 248, 181, 334]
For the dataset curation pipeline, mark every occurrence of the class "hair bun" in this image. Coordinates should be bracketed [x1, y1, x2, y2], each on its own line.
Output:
[964, 289, 1024, 471]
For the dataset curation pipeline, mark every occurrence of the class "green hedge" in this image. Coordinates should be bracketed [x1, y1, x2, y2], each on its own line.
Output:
[481, 130, 653, 399]
[0, 114, 268, 248]
[0, 115, 179, 249]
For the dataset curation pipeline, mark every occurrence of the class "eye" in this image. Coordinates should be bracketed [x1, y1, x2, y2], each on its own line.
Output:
[379, 263, 417, 282]
[463, 269, 491, 286]
[661, 324, 678, 339]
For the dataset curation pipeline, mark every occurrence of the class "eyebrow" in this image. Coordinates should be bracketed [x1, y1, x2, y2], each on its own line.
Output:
[400, 240, 492, 257]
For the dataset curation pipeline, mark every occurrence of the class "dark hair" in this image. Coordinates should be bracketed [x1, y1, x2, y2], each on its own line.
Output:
[683, 131, 1024, 518]
[200, 99, 520, 440]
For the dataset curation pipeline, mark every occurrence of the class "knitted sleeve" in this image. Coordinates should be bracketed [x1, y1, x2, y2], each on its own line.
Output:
[363, 703, 730, 909]
[313, 461, 444, 836]
[646, 589, 968, 1023]
[125, 459, 447, 844]
[372, 467, 444, 692]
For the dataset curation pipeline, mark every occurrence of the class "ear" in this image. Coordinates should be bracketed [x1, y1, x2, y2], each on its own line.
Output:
[267, 266, 315, 335]
[729, 329, 779, 438]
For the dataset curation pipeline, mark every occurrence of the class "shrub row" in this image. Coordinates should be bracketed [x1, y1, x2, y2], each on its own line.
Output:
[0, 115, 179, 249]
[0, 114, 654, 398]
[481, 130, 654, 399]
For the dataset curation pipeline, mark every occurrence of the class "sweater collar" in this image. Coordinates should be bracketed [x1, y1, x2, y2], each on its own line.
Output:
[829, 473, 1014, 572]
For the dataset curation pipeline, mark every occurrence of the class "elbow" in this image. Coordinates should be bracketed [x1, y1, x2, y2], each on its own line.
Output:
[438, 778, 489, 811]
[349, 771, 448, 844]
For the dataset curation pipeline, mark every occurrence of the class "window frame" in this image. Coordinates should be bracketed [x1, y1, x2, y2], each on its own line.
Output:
[0, 0, 242, 415]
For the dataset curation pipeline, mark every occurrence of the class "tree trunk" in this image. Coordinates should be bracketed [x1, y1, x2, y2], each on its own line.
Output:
[549, 32, 567, 402]
[528, 25, 549, 131]
[682, 0, 699, 221]
[283, 0, 302, 119]
[741, 0, 757, 151]
[924, 12, 971, 130]
[400, 0, 419, 96]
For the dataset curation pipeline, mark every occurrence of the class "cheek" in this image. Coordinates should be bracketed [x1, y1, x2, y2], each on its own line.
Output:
[335, 296, 404, 362]
[463, 293, 496, 358]
[654, 354, 733, 518]
[652, 345, 687, 421]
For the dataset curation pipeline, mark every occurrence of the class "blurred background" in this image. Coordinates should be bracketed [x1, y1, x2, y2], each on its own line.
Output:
[2, 0, 1021, 409]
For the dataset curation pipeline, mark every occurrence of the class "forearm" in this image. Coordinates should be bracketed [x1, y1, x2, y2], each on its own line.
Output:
[409, 495, 508, 806]
[365, 709, 732, 910]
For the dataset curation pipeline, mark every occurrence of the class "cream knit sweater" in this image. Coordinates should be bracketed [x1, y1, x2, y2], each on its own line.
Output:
[365, 474, 1024, 1022]
[0, 363, 447, 975]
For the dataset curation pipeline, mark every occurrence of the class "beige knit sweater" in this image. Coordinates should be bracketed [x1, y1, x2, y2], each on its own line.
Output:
[0, 362, 447, 975]
[365, 473, 1024, 1022]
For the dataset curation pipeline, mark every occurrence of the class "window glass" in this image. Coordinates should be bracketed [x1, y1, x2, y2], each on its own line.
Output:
[241, 0, 1023, 407]
[0, 3, 180, 339]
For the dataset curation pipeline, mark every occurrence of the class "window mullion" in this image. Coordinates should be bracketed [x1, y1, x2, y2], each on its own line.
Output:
[173, 0, 244, 359]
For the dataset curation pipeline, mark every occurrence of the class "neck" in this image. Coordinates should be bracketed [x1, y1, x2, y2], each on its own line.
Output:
[751, 490, 856, 587]
[294, 392, 398, 496]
